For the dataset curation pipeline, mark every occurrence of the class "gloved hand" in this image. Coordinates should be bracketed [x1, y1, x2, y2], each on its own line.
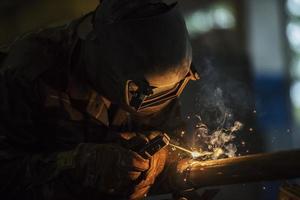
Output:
[121, 131, 169, 199]
[56, 142, 149, 197]
[56, 131, 168, 199]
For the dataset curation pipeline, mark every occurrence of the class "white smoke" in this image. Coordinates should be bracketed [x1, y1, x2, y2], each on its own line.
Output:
[192, 118, 243, 160]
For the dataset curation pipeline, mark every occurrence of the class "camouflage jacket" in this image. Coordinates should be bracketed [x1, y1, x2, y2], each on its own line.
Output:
[0, 15, 185, 200]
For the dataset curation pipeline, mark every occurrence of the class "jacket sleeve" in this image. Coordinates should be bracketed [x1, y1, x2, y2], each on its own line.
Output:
[0, 37, 84, 200]
[0, 68, 69, 199]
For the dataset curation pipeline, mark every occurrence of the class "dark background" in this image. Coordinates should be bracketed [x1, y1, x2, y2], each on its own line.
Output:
[0, 0, 299, 199]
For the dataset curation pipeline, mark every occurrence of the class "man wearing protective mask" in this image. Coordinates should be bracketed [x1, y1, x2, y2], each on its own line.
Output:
[0, 0, 199, 199]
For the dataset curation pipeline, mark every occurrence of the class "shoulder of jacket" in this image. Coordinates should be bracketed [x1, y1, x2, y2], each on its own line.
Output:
[0, 21, 80, 83]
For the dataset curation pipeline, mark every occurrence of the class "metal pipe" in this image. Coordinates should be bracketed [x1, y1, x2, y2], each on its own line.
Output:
[173, 149, 300, 190]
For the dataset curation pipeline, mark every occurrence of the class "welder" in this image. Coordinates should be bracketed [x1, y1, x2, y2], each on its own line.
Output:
[0, 0, 199, 199]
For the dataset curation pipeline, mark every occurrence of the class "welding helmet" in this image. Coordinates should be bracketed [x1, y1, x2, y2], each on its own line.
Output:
[82, 0, 199, 115]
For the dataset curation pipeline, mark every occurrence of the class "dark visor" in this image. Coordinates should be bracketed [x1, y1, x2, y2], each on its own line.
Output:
[127, 70, 194, 111]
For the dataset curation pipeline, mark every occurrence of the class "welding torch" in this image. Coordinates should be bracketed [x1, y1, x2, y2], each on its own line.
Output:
[135, 133, 171, 159]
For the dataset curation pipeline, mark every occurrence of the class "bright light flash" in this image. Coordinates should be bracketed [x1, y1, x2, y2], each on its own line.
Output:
[191, 151, 201, 159]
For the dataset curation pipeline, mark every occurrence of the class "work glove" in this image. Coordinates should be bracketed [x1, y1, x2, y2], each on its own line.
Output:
[56, 131, 168, 199]
[120, 131, 169, 199]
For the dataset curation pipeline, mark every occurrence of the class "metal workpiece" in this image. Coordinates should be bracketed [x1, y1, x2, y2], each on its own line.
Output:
[173, 149, 300, 191]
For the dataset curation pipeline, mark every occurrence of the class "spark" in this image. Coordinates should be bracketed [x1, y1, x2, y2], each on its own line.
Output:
[180, 131, 185, 137]
[191, 151, 201, 158]
[184, 115, 244, 161]
[230, 121, 243, 133]
[212, 148, 224, 159]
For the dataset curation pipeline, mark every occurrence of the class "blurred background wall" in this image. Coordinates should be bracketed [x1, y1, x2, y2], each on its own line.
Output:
[0, 0, 299, 199]
[0, 0, 98, 45]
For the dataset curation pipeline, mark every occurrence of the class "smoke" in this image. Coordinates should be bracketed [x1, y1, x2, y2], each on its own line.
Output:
[191, 118, 242, 160]
[178, 58, 254, 160]
[193, 58, 253, 130]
